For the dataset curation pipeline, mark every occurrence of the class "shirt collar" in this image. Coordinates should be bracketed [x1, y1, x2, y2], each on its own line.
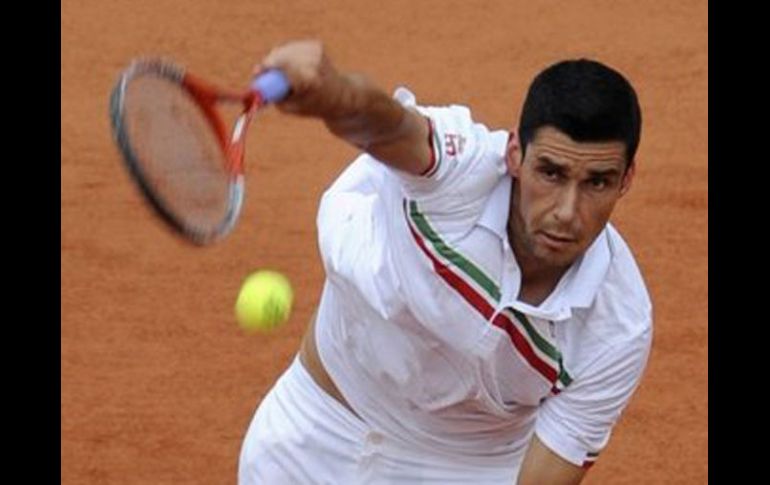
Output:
[477, 176, 512, 239]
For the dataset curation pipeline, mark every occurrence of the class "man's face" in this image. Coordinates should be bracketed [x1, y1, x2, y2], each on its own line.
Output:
[506, 126, 635, 269]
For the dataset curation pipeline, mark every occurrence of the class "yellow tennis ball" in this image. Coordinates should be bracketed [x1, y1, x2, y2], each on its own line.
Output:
[235, 270, 293, 332]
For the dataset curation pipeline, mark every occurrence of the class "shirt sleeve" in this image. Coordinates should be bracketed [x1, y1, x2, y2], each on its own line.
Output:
[534, 326, 653, 468]
[386, 87, 510, 232]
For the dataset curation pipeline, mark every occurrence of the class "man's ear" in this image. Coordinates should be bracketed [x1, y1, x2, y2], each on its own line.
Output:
[620, 162, 636, 196]
[506, 129, 523, 178]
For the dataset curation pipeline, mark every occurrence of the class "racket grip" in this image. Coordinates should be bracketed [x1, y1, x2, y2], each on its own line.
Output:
[251, 69, 291, 103]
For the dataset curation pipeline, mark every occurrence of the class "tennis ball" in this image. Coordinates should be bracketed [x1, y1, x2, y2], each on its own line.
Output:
[235, 270, 293, 332]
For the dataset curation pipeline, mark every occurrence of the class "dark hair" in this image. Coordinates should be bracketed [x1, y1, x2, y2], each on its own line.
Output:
[518, 59, 642, 165]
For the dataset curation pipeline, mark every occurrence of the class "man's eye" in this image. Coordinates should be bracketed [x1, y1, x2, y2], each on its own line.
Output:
[541, 168, 560, 180]
[589, 178, 608, 190]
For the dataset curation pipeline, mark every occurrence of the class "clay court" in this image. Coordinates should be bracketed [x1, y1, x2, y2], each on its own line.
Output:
[62, 1, 707, 483]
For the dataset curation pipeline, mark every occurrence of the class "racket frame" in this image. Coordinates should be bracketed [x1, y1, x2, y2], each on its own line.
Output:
[109, 58, 265, 245]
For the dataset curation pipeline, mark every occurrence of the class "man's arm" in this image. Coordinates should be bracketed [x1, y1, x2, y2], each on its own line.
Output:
[516, 435, 587, 485]
[257, 40, 432, 176]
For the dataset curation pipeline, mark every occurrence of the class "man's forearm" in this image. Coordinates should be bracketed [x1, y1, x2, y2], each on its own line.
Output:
[321, 73, 409, 150]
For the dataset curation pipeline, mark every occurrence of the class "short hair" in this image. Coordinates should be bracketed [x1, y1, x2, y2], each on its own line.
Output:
[518, 59, 642, 165]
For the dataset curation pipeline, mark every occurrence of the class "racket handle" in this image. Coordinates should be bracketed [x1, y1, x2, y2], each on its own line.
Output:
[251, 69, 291, 103]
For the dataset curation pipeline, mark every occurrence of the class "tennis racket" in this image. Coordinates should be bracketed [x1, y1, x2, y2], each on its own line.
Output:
[109, 58, 291, 245]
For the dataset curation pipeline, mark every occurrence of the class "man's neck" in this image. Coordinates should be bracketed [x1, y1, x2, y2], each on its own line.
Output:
[513, 245, 570, 307]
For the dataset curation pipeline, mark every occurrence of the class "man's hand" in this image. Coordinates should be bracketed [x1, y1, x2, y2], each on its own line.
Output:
[255, 40, 346, 118]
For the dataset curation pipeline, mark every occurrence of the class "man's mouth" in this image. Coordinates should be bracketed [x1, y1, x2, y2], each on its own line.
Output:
[538, 231, 577, 249]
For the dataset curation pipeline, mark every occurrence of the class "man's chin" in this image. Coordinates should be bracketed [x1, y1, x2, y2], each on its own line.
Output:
[533, 246, 579, 268]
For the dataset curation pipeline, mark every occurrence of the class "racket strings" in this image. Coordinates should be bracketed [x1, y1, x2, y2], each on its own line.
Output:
[122, 76, 232, 233]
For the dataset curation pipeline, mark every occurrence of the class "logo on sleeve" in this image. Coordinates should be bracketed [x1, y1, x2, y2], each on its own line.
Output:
[444, 133, 467, 157]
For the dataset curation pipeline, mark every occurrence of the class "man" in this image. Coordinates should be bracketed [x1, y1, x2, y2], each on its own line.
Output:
[239, 40, 652, 484]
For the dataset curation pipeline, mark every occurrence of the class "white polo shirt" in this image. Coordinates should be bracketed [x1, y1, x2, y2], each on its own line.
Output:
[314, 88, 653, 471]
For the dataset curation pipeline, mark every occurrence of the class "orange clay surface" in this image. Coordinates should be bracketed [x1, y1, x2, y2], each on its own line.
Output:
[62, 1, 707, 482]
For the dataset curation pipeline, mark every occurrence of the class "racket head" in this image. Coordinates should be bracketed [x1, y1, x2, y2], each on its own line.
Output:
[109, 58, 246, 245]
